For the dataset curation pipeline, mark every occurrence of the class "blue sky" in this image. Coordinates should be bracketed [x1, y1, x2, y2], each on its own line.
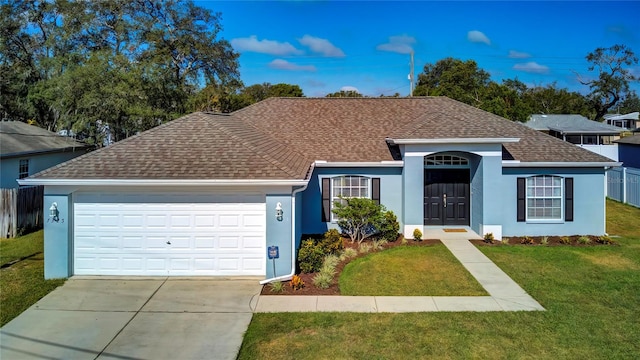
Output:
[198, 1, 640, 97]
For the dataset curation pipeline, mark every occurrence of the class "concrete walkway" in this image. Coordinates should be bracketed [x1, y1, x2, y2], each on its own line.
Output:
[254, 229, 544, 313]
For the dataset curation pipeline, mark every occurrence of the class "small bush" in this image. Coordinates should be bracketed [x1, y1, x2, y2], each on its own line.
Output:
[540, 236, 549, 245]
[359, 243, 373, 254]
[559, 236, 571, 245]
[339, 248, 358, 261]
[520, 236, 534, 245]
[413, 228, 423, 241]
[290, 274, 305, 290]
[483, 233, 494, 243]
[320, 229, 344, 254]
[596, 235, 616, 245]
[268, 281, 285, 293]
[312, 271, 333, 289]
[321, 254, 340, 275]
[378, 210, 400, 242]
[298, 239, 325, 273]
[578, 236, 591, 244]
[502, 237, 510, 245]
[372, 239, 388, 251]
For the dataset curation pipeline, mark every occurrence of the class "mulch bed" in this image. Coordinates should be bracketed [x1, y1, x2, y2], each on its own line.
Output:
[260, 236, 440, 296]
[471, 235, 616, 246]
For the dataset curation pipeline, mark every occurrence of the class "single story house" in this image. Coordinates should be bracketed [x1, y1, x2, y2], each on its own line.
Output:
[20, 98, 619, 281]
[614, 135, 640, 168]
[524, 114, 625, 161]
[1, 121, 91, 189]
[604, 112, 639, 131]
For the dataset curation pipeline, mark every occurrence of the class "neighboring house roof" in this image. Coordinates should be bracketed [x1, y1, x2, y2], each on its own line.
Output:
[28, 97, 615, 181]
[525, 114, 626, 134]
[0, 121, 89, 158]
[604, 112, 639, 121]
[614, 134, 640, 145]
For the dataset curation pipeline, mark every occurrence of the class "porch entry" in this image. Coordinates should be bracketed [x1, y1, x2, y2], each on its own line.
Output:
[423, 154, 470, 226]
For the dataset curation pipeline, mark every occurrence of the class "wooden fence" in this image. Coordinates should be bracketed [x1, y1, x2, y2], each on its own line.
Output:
[0, 186, 44, 238]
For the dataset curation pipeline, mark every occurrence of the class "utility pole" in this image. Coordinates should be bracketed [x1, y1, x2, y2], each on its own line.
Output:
[409, 51, 414, 97]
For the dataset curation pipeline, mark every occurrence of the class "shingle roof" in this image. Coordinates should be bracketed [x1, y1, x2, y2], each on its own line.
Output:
[526, 114, 625, 134]
[614, 134, 640, 145]
[30, 97, 614, 181]
[0, 121, 89, 157]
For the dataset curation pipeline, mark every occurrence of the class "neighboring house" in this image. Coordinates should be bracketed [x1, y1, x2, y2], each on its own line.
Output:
[614, 135, 640, 168]
[525, 114, 625, 161]
[604, 112, 639, 131]
[1, 122, 91, 189]
[19, 98, 618, 280]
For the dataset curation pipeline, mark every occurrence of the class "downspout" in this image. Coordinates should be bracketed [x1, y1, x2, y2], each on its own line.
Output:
[259, 178, 310, 285]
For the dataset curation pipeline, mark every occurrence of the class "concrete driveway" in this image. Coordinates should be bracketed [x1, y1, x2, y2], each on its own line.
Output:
[0, 278, 262, 360]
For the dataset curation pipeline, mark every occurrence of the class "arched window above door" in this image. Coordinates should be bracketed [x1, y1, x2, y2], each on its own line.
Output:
[424, 154, 469, 167]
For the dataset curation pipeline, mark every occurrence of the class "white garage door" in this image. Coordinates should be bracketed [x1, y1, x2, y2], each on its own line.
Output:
[73, 193, 266, 276]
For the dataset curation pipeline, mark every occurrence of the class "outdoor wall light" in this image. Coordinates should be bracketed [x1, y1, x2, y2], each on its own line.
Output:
[49, 202, 59, 222]
[275, 202, 283, 221]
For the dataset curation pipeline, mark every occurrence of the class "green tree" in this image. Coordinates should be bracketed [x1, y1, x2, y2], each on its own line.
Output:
[479, 82, 531, 122]
[332, 197, 385, 244]
[326, 90, 363, 98]
[522, 83, 591, 117]
[414, 57, 490, 106]
[578, 44, 638, 121]
[617, 91, 640, 114]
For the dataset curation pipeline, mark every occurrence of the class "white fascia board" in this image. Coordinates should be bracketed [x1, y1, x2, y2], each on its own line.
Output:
[17, 178, 309, 187]
[502, 161, 622, 168]
[389, 138, 520, 145]
[313, 161, 404, 167]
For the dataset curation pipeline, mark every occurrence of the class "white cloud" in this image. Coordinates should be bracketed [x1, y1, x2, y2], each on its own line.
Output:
[298, 35, 345, 57]
[467, 30, 491, 45]
[508, 50, 532, 59]
[268, 59, 317, 72]
[231, 35, 303, 56]
[376, 35, 416, 54]
[513, 62, 550, 74]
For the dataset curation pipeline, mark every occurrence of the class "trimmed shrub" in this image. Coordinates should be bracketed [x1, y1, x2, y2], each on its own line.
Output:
[332, 197, 385, 243]
[413, 228, 423, 241]
[297, 239, 325, 273]
[578, 236, 591, 244]
[483, 233, 494, 243]
[320, 229, 344, 254]
[268, 281, 285, 293]
[378, 211, 400, 242]
[290, 275, 305, 290]
[312, 271, 333, 289]
[520, 236, 534, 245]
[540, 236, 549, 245]
[339, 248, 358, 261]
[559, 236, 571, 245]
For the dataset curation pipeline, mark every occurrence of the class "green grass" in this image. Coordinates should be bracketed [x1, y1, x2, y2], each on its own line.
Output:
[238, 201, 640, 359]
[1, 230, 65, 327]
[339, 245, 486, 296]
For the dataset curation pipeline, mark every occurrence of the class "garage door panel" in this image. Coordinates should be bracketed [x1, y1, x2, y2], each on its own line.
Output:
[74, 193, 266, 276]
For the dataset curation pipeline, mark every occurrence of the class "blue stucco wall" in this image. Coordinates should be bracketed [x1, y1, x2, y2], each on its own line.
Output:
[265, 194, 293, 279]
[1, 151, 86, 188]
[43, 194, 72, 279]
[470, 156, 484, 234]
[402, 157, 424, 227]
[618, 144, 640, 168]
[300, 167, 404, 235]
[501, 168, 606, 236]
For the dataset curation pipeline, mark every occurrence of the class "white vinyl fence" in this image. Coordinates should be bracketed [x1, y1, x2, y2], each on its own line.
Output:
[607, 167, 640, 208]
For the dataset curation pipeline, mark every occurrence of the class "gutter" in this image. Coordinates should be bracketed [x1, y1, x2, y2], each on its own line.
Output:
[388, 137, 520, 145]
[502, 161, 622, 168]
[260, 177, 311, 285]
[17, 178, 309, 187]
[313, 160, 403, 167]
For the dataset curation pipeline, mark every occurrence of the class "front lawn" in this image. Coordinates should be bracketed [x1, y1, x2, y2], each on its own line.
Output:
[238, 201, 640, 359]
[0, 230, 65, 327]
[339, 245, 486, 296]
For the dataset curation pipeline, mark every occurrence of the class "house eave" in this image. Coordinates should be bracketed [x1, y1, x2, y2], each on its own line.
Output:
[0, 145, 91, 159]
[313, 160, 404, 167]
[388, 137, 520, 145]
[17, 178, 309, 187]
[502, 161, 622, 168]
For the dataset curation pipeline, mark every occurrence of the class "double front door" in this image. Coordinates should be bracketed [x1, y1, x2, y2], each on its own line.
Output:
[424, 169, 470, 226]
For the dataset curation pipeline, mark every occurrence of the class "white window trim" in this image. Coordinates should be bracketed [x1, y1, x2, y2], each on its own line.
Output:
[330, 175, 371, 222]
[526, 175, 564, 223]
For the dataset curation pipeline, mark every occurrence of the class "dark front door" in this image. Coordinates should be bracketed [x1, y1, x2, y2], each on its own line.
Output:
[424, 169, 470, 226]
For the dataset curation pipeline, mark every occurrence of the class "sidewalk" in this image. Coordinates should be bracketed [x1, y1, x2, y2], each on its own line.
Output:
[253, 229, 544, 313]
